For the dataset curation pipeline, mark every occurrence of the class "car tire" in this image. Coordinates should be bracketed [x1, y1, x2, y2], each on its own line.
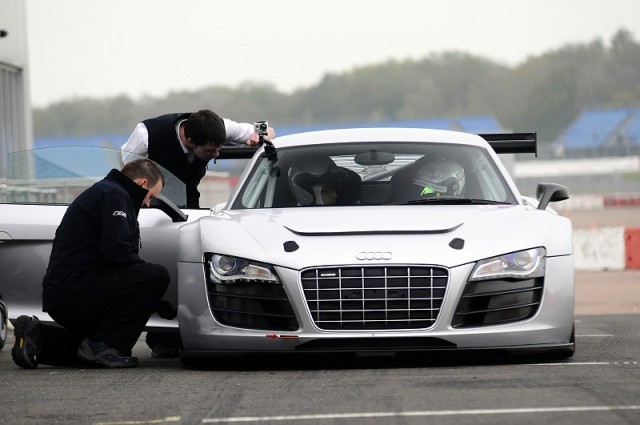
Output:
[0, 298, 7, 351]
[179, 356, 210, 370]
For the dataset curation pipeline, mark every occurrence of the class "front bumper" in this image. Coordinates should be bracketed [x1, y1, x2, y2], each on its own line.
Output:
[177, 255, 574, 356]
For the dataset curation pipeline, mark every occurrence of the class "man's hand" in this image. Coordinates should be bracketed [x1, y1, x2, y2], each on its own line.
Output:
[246, 133, 261, 146]
[246, 127, 276, 146]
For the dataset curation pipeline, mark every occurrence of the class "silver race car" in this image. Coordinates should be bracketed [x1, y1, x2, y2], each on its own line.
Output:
[0, 128, 574, 362]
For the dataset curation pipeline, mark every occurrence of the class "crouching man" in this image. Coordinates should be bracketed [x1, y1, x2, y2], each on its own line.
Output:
[12, 159, 170, 369]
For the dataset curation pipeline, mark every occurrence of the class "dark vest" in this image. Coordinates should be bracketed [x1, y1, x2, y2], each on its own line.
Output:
[144, 113, 207, 208]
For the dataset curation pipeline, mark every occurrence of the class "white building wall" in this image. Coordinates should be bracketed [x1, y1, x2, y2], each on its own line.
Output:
[0, 0, 33, 181]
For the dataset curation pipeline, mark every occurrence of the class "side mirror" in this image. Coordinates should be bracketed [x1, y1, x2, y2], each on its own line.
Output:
[536, 182, 569, 210]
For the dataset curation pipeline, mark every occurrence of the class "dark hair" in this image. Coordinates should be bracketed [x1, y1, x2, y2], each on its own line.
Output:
[184, 109, 226, 147]
[121, 159, 165, 187]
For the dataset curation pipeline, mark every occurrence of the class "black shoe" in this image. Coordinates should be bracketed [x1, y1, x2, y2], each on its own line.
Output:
[77, 338, 138, 368]
[11, 315, 43, 369]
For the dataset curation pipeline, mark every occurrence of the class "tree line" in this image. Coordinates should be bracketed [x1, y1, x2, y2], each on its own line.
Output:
[33, 29, 640, 145]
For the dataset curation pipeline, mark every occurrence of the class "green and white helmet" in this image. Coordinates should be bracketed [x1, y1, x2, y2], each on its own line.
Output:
[411, 159, 466, 197]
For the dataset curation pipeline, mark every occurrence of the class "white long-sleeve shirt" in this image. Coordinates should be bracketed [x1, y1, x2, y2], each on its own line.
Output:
[121, 118, 254, 163]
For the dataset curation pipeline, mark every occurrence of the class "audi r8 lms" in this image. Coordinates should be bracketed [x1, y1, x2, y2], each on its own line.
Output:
[0, 128, 574, 363]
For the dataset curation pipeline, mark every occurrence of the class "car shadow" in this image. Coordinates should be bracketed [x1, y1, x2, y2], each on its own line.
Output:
[171, 350, 573, 371]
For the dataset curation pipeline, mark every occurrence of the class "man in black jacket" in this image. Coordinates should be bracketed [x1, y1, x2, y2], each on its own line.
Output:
[11, 159, 169, 369]
[121, 109, 275, 208]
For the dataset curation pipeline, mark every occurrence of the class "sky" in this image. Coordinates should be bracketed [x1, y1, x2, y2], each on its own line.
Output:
[25, 0, 640, 108]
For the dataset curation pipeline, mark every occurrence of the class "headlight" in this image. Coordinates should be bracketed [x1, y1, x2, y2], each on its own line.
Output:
[470, 247, 546, 281]
[206, 254, 280, 284]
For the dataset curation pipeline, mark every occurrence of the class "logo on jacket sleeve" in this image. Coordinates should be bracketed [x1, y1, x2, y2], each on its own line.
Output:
[113, 211, 127, 218]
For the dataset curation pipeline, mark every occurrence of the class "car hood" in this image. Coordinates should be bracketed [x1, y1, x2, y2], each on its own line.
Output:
[181, 205, 572, 269]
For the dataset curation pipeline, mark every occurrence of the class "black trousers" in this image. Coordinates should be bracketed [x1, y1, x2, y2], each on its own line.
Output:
[40, 262, 169, 365]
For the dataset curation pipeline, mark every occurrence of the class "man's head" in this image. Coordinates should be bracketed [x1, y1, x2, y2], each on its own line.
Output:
[311, 181, 338, 206]
[121, 159, 165, 207]
[289, 164, 347, 206]
[411, 159, 466, 197]
[183, 109, 226, 162]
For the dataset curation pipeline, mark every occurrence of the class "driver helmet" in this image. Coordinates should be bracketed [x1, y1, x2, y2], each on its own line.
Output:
[411, 159, 466, 197]
[289, 162, 347, 206]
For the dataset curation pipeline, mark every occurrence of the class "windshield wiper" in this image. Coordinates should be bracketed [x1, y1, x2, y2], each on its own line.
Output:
[405, 197, 511, 205]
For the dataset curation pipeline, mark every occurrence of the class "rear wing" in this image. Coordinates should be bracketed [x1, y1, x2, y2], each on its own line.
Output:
[480, 132, 537, 156]
[217, 132, 538, 160]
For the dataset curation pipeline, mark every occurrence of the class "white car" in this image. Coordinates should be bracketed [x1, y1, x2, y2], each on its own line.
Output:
[177, 128, 574, 363]
[0, 128, 574, 363]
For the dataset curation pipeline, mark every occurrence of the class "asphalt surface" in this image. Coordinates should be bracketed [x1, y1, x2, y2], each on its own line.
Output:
[0, 312, 639, 425]
[0, 207, 637, 425]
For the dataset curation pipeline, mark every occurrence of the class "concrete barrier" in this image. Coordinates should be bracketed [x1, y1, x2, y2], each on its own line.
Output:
[625, 228, 640, 269]
[554, 193, 640, 211]
[573, 226, 640, 271]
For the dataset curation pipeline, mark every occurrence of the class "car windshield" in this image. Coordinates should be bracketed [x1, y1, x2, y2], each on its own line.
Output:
[0, 147, 187, 207]
[232, 142, 516, 209]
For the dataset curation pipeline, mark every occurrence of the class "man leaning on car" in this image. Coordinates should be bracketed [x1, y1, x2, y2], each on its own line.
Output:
[119, 109, 275, 359]
[11, 159, 170, 369]
[120, 109, 276, 209]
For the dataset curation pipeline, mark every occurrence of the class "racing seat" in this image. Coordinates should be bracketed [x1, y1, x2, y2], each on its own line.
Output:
[388, 163, 416, 203]
[335, 167, 362, 205]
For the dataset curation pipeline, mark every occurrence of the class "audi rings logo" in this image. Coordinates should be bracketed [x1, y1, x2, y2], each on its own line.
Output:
[356, 251, 392, 261]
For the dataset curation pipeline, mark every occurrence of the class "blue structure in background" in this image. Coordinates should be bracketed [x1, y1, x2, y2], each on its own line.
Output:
[32, 109, 640, 155]
[29, 136, 128, 178]
[33, 116, 503, 150]
[9, 146, 122, 179]
[276, 115, 503, 136]
[34, 134, 128, 149]
[554, 108, 640, 151]
[622, 111, 640, 145]
[31, 116, 504, 176]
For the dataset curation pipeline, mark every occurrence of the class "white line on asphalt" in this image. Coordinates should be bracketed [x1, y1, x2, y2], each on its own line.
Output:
[201, 405, 640, 423]
[577, 334, 614, 337]
[95, 416, 181, 425]
[532, 362, 612, 365]
[531, 361, 638, 366]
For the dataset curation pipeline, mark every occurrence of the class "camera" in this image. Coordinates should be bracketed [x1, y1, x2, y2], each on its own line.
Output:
[254, 120, 269, 136]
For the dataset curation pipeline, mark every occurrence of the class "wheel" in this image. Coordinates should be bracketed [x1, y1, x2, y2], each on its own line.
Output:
[0, 298, 7, 351]
[179, 355, 211, 370]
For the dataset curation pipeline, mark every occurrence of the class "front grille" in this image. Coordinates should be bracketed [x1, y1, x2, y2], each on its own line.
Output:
[301, 266, 448, 330]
